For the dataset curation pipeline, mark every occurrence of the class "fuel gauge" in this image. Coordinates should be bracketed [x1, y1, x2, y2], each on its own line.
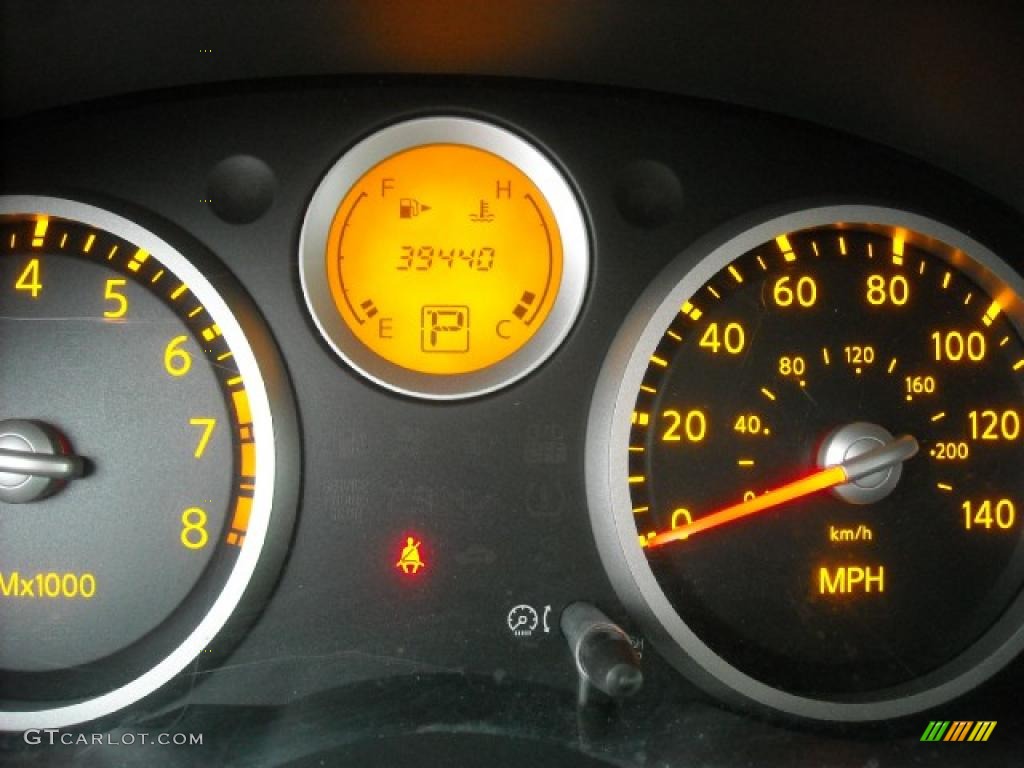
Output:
[299, 117, 589, 399]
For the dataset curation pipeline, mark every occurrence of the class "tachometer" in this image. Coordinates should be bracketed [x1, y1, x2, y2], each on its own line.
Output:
[587, 204, 1024, 721]
[0, 197, 297, 729]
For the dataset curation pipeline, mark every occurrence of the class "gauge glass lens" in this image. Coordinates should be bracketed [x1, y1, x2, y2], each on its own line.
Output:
[0, 199, 286, 729]
[328, 143, 562, 375]
[299, 117, 588, 399]
[590, 208, 1024, 719]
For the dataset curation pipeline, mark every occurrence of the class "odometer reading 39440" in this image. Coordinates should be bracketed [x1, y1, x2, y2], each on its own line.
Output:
[588, 206, 1024, 721]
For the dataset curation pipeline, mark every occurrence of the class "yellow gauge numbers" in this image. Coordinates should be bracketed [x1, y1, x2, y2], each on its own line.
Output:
[622, 218, 1024, 697]
[325, 142, 564, 376]
[1, 197, 294, 730]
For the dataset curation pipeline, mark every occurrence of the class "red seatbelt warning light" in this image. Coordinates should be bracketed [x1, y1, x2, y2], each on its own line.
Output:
[395, 535, 426, 576]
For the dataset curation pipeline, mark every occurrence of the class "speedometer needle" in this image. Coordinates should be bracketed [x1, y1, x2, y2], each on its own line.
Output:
[646, 434, 919, 548]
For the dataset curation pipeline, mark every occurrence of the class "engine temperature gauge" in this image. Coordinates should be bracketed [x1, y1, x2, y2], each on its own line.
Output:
[300, 116, 589, 399]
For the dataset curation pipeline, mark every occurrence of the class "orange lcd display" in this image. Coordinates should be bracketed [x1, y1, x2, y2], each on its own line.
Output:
[324, 143, 564, 375]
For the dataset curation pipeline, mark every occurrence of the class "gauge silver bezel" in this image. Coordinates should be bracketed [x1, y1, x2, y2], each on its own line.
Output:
[298, 116, 589, 400]
[0, 196, 283, 730]
[586, 203, 1024, 722]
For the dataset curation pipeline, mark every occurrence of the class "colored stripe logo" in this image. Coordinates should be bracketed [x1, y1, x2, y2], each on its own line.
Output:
[920, 721, 996, 742]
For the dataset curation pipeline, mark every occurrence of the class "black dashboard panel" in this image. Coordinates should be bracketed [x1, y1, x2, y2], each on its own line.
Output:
[3, 4, 1024, 767]
[3, 2, 1023, 214]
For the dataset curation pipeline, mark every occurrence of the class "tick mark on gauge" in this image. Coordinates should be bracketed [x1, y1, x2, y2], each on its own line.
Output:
[776, 235, 796, 262]
[982, 301, 1002, 327]
[892, 235, 905, 265]
[0, 205, 287, 723]
[512, 291, 537, 322]
[611, 216, 1024, 713]
[360, 299, 379, 319]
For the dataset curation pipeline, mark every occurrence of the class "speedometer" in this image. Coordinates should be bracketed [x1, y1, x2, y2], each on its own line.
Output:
[587, 205, 1024, 721]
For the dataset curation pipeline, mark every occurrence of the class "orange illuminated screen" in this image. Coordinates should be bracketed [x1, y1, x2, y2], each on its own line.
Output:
[325, 143, 564, 375]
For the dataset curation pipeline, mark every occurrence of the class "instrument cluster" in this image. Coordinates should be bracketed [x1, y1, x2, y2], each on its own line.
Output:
[3, 77, 1024, 765]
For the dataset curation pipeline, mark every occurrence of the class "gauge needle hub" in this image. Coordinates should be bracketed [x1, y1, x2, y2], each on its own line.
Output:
[646, 434, 918, 548]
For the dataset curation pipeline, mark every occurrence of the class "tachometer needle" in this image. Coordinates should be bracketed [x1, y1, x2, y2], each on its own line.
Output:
[0, 446, 85, 480]
[646, 434, 918, 548]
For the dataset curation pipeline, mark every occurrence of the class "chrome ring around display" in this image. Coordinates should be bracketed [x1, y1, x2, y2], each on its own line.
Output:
[0, 196, 282, 730]
[298, 116, 589, 400]
[585, 202, 1024, 722]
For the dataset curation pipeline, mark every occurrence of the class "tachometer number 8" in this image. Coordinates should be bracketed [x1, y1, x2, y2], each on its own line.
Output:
[180, 507, 209, 550]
